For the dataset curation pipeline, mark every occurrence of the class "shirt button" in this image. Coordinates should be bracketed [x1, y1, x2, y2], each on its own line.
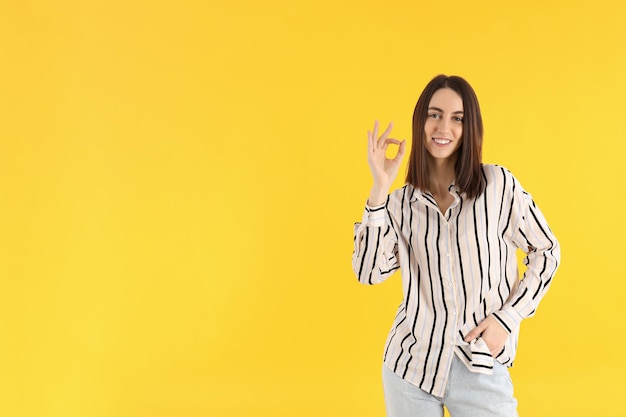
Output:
[446, 252, 450, 257]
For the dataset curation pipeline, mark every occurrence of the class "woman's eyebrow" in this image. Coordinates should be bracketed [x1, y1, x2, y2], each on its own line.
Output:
[428, 106, 464, 114]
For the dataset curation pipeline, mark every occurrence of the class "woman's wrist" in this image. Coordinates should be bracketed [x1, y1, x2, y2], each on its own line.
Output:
[368, 186, 389, 207]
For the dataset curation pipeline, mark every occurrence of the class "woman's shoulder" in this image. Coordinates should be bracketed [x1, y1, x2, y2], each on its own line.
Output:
[387, 184, 416, 207]
[481, 164, 524, 195]
[481, 163, 519, 183]
[389, 183, 414, 199]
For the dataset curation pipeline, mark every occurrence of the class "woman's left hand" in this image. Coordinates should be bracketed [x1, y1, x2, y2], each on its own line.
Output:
[464, 316, 509, 357]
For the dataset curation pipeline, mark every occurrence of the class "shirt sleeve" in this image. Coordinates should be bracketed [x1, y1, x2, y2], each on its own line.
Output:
[351, 201, 400, 285]
[492, 177, 561, 333]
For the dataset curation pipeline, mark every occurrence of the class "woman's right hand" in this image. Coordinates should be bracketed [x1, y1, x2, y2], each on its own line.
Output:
[367, 121, 406, 206]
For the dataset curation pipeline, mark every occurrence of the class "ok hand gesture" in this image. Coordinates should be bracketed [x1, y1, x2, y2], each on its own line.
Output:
[367, 121, 406, 206]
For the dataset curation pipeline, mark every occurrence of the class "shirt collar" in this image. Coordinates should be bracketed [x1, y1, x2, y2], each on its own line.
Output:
[409, 182, 462, 202]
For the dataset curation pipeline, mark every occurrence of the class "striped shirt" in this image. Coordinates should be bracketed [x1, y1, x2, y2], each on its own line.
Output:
[352, 164, 560, 397]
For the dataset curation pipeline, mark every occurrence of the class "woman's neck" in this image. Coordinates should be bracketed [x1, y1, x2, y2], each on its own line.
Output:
[427, 156, 457, 196]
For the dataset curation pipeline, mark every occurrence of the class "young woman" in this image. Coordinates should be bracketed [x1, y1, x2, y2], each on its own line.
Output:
[352, 75, 560, 417]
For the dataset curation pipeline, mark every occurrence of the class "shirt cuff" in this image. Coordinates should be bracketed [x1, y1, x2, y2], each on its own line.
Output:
[492, 305, 524, 334]
[364, 203, 386, 227]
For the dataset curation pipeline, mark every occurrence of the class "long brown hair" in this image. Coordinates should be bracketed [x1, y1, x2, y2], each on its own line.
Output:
[406, 75, 485, 199]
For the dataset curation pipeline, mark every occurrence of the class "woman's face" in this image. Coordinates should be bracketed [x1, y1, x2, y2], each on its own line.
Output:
[424, 88, 464, 161]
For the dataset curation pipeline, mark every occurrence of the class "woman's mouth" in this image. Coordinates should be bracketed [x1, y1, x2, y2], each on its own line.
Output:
[432, 138, 452, 145]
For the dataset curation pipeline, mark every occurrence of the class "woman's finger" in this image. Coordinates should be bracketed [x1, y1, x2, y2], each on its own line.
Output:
[393, 140, 407, 162]
[384, 138, 401, 145]
[377, 122, 393, 148]
[372, 120, 379, 146]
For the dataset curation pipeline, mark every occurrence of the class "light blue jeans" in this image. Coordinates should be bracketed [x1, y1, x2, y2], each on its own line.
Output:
[382, 355, 518, 417]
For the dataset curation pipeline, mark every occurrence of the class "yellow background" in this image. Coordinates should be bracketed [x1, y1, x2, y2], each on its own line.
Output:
[0, 1, 624, 416]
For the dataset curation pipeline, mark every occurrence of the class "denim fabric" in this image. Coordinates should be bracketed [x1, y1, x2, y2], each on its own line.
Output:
[382, 354, 518, 417]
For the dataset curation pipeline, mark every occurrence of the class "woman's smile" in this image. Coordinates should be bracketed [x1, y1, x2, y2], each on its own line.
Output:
[432, 137, 453, 146]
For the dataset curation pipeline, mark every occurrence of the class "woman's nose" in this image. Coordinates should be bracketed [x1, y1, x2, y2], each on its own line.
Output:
[437, 118, 450, 133]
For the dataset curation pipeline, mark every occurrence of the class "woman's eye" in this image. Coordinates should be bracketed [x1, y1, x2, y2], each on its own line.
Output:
[428, 113, 441, 119]
[454, 116, 464, 122]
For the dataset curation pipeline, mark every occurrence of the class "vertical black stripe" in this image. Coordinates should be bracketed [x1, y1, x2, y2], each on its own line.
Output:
[496, 167, 510, 302]
[368, 228, 382, 284]
[431, 215, 448, 393]
[391, 188, 412, 372]
[357, 227, 369, 282]
[502, 175, 516, 241]
[482, 170, 492, 293]
[401, 204, 429, 377]
[472, 199, 485, 317]
[384, 303, 406, 362]
[416, 207, 437, 385]
[455, 197, 468, 324]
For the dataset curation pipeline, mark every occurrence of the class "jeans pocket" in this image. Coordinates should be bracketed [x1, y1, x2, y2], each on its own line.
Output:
[469, 337, 494, 368]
